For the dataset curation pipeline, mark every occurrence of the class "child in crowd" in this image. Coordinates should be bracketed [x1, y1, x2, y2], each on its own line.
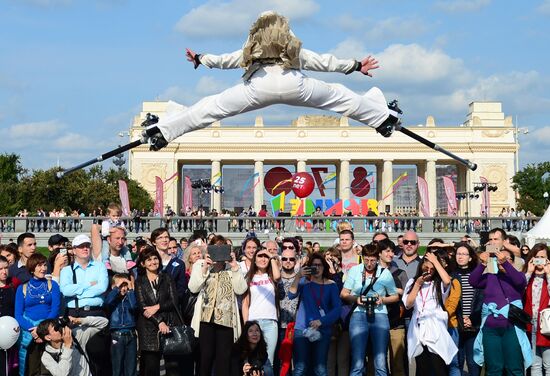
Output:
[105, 274, 137, 376]
[101, 203, 126, 238]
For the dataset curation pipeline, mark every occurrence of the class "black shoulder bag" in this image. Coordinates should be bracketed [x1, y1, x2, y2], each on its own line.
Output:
[496, 277, 530, 330]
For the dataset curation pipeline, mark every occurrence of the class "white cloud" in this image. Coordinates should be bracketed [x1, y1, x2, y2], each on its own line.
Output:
[435, 0, 491, 13]
[538, 0, 550, 15]
[7, 120, 65, 139]
[52, 133, 96, 150]
[196, 76, 232, 96]
[174, 0, 319, 38]
[529, 126, 550, 145]
[364, 17, 430, 41]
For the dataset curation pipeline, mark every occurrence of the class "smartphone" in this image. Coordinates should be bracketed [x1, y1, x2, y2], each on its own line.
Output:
[59, 248, 68, 256]
[486, 244, 500, 256]
[207, 244, 232, 263]
[533, 258, 547, 266]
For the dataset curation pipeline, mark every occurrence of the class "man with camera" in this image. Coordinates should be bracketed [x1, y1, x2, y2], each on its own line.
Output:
[340, 244, 398, 376]
[36, 315, 109, 376]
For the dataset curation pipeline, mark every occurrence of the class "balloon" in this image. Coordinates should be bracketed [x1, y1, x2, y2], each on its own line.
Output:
[0, 316, 20, 350]
[291, 172, 315, 198]
[264, 167, 293, 196]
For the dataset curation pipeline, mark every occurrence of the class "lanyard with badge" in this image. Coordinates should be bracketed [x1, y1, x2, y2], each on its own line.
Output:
[310, 283, 325, 317]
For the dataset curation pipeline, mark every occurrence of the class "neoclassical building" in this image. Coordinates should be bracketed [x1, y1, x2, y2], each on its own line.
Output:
[128, 101, 518, 217]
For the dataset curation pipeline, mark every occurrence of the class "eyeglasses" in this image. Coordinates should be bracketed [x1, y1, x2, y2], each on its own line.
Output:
[282, 245, 295, 250]
[281, 257, 296, 262]
[403, 240, 418, 245]
[256, 254, 270, 259]
[363, 259, 378, 264]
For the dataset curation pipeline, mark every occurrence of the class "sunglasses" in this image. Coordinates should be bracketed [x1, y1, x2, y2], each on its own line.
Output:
[403, 240, 418, 245]
[281, 257, 296, 262]
[256, 253, 270, 259]
[282, 245, 295, 250]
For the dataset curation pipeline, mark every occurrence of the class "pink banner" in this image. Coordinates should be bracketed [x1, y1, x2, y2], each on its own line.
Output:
[154, 176, 164, 216]
[417, 176, 430, 217]
[118, 180, 131, 216]
[442, 176, 458, 215]
[183, 175, 193, 210]
[480, 176, 490, 215]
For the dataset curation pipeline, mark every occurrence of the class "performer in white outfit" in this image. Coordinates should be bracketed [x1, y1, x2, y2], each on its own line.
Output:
[145, 11, 401, 150]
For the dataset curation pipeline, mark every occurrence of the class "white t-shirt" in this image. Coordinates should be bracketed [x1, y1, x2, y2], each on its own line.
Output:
[248, 273, 277, 321]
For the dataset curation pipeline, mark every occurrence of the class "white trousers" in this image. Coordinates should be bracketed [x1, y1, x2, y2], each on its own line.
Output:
[158, 65, 390, 142]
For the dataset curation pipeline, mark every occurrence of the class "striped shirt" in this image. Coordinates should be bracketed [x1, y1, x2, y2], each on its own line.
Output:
[458, 270, 475, 317]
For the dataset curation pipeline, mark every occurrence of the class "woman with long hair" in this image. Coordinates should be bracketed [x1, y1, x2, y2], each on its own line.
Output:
[231, 321, 274, 376]
[340, 244, 399, 376]
[289, 252, 342, 376]
[189, 243, 248, 376]
[403, 251, 457, 376]
[239, 237, 260, 274]
[452, 242, 482, 376]
[242, 247, 281, 365]
[523, 243, 550, 376]
[135, 245, 185, 376]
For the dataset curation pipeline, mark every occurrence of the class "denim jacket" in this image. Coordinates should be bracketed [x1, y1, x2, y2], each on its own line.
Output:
[105, 288, 137, 330]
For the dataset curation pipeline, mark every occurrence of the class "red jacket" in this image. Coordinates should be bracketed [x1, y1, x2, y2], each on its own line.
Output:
[524, 275, 550, 347]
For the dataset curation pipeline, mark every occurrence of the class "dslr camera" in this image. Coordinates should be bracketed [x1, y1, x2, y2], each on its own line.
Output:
[309, 265, 318, 275]
[246, 360, 263, 375]
[53, 316, 71, 332]
[361, 295, 378, 319]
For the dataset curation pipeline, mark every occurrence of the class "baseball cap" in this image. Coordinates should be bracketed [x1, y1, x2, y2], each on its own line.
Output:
[48, 234, 68, 247]
[72, 234, 92, 247]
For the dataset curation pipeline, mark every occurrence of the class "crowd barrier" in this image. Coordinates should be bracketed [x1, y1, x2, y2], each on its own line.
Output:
[0, 215, 539, 235]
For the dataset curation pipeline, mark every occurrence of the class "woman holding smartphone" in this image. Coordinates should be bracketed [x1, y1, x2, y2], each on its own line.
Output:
[403, 251, 457, 376]
[288, 253, 342, 376]
[523, 243, 550, 376]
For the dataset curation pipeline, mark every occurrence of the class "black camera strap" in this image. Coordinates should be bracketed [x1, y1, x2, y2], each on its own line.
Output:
[360, 266, 385, 297]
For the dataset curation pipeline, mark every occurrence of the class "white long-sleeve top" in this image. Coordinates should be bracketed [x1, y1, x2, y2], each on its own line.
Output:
[402, 279, 458, 365]
[199, 48, 357, 74]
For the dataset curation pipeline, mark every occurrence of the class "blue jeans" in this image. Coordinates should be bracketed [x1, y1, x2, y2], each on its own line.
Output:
[111, 330, 137, 376]
[257, 319, 278, 366]
[448, 327, 460, 376]
[293, 329, 331, 376]
[349, 312, 390, 376]
[458, 330, 480, 376]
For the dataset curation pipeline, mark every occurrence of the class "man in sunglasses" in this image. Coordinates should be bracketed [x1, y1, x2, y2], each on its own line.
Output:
[394, 230, 421, 281]
[275, 238, 300, 375]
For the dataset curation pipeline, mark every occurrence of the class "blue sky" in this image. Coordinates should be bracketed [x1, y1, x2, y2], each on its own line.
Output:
[1, 0, 550, 171]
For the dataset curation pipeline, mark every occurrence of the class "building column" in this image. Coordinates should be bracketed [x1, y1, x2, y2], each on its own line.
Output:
[211, 160, 221, 212]
[416, 163, 426, 215]
[338, 159, 350, 200]
[426, 159, 437, 216]
[254, 160, 264, 212]
[297, 159, 307, 173]
[376, 163, 383, 202]
[381, 159, 393, 213]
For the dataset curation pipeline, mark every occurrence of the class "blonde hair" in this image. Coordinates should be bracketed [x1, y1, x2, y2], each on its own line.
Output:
[337, 221, 352, 233]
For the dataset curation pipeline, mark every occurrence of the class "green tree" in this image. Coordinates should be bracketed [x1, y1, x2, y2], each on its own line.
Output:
[0, 153, 26, 215]
[15, 165, 153, 215]
[512, 161, 550, 216]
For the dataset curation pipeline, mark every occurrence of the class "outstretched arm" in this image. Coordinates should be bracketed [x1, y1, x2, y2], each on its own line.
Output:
[186, 48, 243, 70]
[299, 48, 379, 76]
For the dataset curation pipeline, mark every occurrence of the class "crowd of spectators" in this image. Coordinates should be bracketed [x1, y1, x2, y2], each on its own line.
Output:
[0, 200, 548, 376]
[1, 205, 540, 235]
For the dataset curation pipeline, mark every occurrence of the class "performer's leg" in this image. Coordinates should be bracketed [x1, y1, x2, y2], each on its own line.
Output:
[156, 82, 264, 142]
[296, 76, 390, 128]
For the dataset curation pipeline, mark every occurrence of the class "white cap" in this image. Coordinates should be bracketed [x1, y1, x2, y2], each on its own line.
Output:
[72, 234, 91, 247]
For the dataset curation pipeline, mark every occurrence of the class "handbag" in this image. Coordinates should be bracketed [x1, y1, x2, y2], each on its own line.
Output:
[540, 307, 550, 335]
[159, 304, 197, 355]
[496, 278, 531, 330]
